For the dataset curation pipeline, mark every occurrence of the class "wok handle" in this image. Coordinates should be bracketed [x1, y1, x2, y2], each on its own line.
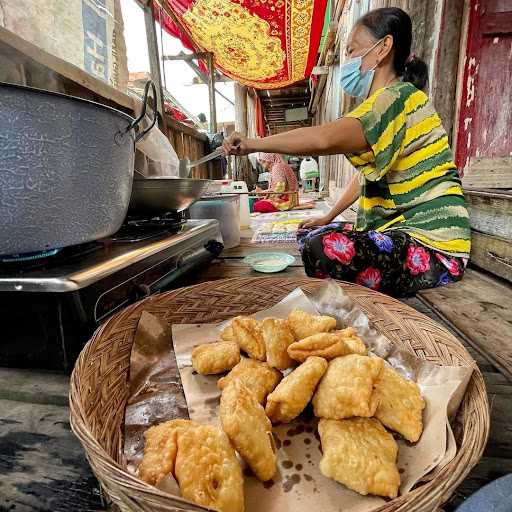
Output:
[130, 80, 158, 142]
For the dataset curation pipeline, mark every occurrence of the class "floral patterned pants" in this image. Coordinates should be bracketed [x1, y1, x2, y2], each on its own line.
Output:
[297, 223, 466, 297]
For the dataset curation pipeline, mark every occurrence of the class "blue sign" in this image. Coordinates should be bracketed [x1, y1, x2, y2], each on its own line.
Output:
[82, 0, 109, 82]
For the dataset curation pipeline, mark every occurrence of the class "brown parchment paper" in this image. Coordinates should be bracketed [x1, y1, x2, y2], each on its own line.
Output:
[124, 283, 473, 512]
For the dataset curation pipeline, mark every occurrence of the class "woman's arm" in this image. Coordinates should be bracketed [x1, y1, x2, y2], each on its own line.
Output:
[222, 117, 369, 157]
[324, 174, 360, 220]
[300, 174, 360, 228]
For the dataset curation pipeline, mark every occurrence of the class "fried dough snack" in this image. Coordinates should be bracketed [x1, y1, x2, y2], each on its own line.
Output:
[192, 341, 240, 375]
[374, 363, 425, 442]
[175, 424, 244, 512]
[287, 328, 367, 362]
[313, 355, 383, 419]
[217, 358, 282, 404]
[266, 356, 328, 424]
[220, 380, 277, 481]
[287, 309, 337, 340]
[229, 316, 266, 361]
[139, 419, 192, 486]
[220, 324, 235, 342]
[318, 418, 400, 499]
[261, 318, 295, 370]
[140, 419, 244, 512]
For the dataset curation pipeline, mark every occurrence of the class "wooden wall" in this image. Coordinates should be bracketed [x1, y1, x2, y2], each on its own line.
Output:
[165, 118, 217, 179]
[315, 0, 465, 200]
[232, 82, 257, 186]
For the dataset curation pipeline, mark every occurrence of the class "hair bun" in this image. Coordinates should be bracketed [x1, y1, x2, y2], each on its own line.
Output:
[403, 57, 428, 90]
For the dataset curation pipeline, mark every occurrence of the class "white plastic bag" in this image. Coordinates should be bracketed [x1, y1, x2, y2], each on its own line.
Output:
[135, 119, 180, 177]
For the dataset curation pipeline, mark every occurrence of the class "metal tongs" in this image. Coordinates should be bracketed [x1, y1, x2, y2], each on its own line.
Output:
[178, 143, 240, 178]
[178, 147, 224, 178]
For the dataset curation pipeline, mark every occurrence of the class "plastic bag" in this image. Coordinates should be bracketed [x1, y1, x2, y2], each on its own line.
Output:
[135, 119, 180, 177]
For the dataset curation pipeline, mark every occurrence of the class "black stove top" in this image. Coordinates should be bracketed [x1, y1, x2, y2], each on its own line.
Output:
[0, 217, 223, 371]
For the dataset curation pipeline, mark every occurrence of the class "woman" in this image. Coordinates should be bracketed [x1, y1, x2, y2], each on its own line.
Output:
[223, 7, 470, 297]
[253, 153, 299, 213]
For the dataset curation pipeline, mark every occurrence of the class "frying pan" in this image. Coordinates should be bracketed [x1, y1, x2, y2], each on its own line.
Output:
[129, 176, 210, 214]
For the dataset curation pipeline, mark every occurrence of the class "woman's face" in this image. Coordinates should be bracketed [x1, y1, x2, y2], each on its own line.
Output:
[345, 25, 383, 73]
[260, 160, 271, 171]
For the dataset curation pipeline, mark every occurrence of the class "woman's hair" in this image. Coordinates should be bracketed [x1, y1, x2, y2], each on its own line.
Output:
[357, 7, 428, 90]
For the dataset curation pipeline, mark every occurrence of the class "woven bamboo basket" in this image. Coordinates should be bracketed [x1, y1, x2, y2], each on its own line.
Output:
[70, 278, 490, 512]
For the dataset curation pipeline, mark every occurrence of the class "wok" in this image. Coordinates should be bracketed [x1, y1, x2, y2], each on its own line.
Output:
[129, 177, 210, 214]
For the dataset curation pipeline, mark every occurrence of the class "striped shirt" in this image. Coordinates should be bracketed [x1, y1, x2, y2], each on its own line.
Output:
[345, 81, 471, 258]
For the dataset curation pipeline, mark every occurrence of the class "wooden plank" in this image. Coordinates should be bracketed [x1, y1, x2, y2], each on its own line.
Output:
[166, 116, 208, 142]
[222, 242, 301, 258]
[465, 189, 512, 240]
[183, 259, 306, 285]
[163, 52, 210, 62]
[400, 296, 493, 368]
[471, 231, 512, 283]
[144, 2, 165, 121]
[401, 296, 512, 508]
[481, 11, 512, 36]
[0, 26, 134, 112]
[418, 269, 512, 381]
[463, 157, 512, 189]
[216, 258, 304, 268]
[428, 0, 465, 143]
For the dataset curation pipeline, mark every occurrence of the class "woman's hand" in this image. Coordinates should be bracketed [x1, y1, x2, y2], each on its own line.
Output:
[222, 132, 251, 156]
[299, 215, 332, 229]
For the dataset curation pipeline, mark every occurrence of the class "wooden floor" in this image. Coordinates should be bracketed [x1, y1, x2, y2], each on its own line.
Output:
[2, 212, 512, 511]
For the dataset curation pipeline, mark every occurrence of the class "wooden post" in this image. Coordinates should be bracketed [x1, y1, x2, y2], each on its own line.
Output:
[234, 82, 255, 186]
[207, 53, 218, 133]
[143, 1, 165, 126]
[429, 0, 465, 143]
[163, 52, 234, 105]
[235, 83, 248, 137]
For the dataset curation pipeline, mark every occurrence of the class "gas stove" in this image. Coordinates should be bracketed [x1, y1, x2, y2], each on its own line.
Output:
[0, 217, 222, 371]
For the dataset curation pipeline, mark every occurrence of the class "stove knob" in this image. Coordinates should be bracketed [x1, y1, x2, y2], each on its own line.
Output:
[205, 240, 224, 257]
[133, 283, 152, 300]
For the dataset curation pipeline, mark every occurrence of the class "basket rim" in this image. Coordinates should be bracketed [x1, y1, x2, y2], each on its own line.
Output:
[69, 277, 490, 512]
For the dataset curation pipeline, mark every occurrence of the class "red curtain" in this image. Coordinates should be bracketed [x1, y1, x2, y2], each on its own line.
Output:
[255, 96, 266, 137]
[154, 2, 208, 73]
[157, 0, 327, 89]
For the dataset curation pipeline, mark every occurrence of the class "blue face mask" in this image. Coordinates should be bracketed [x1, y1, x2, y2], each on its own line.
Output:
[340, 38, 383, 98]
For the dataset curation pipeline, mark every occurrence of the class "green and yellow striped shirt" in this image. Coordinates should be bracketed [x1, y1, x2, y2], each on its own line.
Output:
[345, 81, 471, 258]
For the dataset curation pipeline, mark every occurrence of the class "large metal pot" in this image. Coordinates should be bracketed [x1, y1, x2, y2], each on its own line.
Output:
[0, 81, 157, 255]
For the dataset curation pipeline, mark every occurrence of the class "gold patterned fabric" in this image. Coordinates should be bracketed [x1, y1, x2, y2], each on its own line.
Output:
[161, 0, 328, 88]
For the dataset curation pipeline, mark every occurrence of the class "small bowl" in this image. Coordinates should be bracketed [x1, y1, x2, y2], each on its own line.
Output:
[244, 252, 295, 273]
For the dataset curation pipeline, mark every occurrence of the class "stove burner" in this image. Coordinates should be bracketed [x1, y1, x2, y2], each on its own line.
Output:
[1, 248, 61, 263]
[112, 212, 186, 242]
[0, 242, 103, 272]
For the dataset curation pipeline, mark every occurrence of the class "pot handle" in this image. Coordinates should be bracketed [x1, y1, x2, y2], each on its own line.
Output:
[130, 80, 158, 143]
